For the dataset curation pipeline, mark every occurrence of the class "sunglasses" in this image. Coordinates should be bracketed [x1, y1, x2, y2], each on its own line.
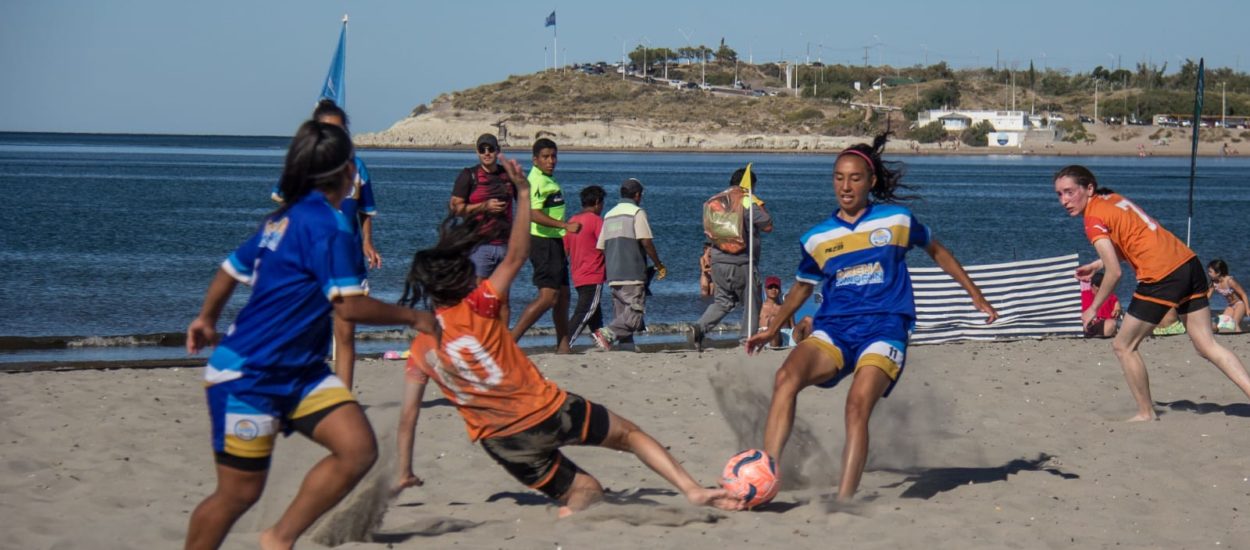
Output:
[477, 144, 497, 154]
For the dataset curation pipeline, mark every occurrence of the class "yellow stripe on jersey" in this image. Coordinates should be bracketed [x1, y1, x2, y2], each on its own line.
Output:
[225, 434, 276, 458]
[856, 353, 901, 381]
[809, 224, 912, 268]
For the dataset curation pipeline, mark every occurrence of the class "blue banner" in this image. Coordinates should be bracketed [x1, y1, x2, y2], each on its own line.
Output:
[545, 11, 556, 27]
[319, 21, 347, 107]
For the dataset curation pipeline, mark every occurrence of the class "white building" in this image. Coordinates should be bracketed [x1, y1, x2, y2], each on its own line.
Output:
[917, 110, 1030, 132]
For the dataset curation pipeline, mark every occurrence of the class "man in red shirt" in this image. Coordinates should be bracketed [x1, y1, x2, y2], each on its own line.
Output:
[565, 186, 606, 344]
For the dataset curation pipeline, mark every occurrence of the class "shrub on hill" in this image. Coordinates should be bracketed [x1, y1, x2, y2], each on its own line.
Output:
[960, 120, 995, 147]
[910, 121, 947, 143]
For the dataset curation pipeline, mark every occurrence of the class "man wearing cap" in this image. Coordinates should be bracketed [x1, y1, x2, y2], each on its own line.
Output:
[592, 178, 665, 351]
[450, 133, 517, 293]
[758, 275, 791, 347]
[689, 166, 774, 351]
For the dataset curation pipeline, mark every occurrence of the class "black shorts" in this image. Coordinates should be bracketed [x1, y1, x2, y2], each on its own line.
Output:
[1127, 256, 1210, 325]
[479, 393, 610, 499]
[529, 235, 569, 289]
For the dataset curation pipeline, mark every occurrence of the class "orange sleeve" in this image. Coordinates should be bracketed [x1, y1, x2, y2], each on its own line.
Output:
[1083, 213, 1111, 244]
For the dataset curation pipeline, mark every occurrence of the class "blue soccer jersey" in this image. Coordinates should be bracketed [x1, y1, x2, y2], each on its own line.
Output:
[795, 204, 931, 320]
[270, 156, 376, 233]
[206, 190, 367, 383]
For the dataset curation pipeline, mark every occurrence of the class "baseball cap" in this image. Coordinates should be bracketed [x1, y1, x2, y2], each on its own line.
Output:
[765, 275, 782, 288]
[621, 178, 644, 197]
[476, 133, 499, 149]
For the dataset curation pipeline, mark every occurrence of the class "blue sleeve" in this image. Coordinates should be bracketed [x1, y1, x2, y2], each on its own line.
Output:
[310, 219, 367, 300]
[355, 157, 377, 215]
[795, 239, 823, 285]
[909, 213, 931, 250]
[222, 230, 263, 285]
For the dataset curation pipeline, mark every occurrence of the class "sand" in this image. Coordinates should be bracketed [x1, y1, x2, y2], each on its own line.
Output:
[3, 334, 1250, 549]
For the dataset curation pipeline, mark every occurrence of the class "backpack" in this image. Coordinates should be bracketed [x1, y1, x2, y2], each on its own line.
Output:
[703, 187, 747, 254]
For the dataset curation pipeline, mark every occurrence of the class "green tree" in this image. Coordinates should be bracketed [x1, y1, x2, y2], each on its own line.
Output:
[910, 121, 947, 143]
[960, 120, 995, 147]
[715, 44, 738, 63]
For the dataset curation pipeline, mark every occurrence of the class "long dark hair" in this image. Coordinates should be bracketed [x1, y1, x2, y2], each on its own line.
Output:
[837, 132, 914, 202]
[1054, 164, 1114, 195]
[399, 215, 489, 309]
[276, 120, 354, 211]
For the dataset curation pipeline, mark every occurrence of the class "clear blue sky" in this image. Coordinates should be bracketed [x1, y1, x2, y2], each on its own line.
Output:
[2, 0, 1246, 135]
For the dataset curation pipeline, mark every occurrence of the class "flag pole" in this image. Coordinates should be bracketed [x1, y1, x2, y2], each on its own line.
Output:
[1186, 58, 1205, 247]
[745, 164, 755, 343]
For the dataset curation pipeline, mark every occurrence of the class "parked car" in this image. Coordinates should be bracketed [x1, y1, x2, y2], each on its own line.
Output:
[699, 83, 713, 91]
[667, 79, 683, 88]
[683, 81, 699, 89]
[733, 80, 750, 90]
[1078, 115, 1095, 124]
[751, 89, 766, 97]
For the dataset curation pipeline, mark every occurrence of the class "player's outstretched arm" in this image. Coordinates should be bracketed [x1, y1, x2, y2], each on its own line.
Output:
[186, 268, 239, 354]
[488, 157, 531, 300]
[925, 239, 998, 324]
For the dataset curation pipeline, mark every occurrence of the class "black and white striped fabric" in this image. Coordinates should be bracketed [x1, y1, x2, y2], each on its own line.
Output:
[910, 254, 1083, 345]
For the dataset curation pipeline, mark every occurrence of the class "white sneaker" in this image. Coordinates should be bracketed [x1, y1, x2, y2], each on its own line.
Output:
[592, 328, 614, 351]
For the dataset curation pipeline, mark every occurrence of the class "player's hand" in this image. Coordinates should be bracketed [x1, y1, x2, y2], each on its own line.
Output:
[974, 297, 999, 324]
[656, 264, 667, 280]
[1074, 261, 1101, 280]
[565, 221, 582, 234]
[744, 330, 775, 356]
[186, 317, 217, 355]
[364, 243, 383, 269]
[501, 157, 528, 188]
[1080, 306, 1096, 330]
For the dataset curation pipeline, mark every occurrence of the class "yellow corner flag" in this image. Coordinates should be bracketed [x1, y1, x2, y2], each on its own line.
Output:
[739, 163, 765, 207]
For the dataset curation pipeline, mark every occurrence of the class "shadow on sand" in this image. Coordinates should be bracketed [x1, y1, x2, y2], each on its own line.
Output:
[1156, 399, 1250, 418]
[877, 453, 1079, 499]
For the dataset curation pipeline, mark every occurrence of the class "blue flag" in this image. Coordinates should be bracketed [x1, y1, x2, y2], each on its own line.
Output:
[319, 20, 347, 107]
[545, 11, 556, 27]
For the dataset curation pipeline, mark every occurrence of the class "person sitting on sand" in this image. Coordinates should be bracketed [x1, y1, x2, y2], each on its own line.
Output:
[757, 275, 791, 348]
[393, 158, 742, 517]
[1054, 165, 1250, 421]
[1206, 259, 1249, 333]
[183, 120, 433, 550]
[746, 133, 998, 503]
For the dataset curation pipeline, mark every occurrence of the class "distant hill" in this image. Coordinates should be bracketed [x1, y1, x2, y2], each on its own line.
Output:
[356, 61, 1249, 156]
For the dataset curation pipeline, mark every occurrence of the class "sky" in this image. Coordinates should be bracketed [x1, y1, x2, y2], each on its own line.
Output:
[2, 0, 1247, 135]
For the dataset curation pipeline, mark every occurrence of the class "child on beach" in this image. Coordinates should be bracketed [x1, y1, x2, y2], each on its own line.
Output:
[565, 185, 607, 344]
[746, 134, 998, 503]
[1054, 164, 1250, 420]
[184, 121, 432, 550]
[1206, 259, 1248, 332]
[1079, 271, 1121, 338]
[394, 157, 741, 516]
[757, 275, 791, 348]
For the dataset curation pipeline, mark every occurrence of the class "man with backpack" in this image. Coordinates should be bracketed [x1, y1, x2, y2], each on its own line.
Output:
[449, 133, 516, 319]
[688, 166, 773, 351]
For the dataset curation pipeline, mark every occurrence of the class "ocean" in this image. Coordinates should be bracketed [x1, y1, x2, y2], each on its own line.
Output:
[3, 132, 1249, 363]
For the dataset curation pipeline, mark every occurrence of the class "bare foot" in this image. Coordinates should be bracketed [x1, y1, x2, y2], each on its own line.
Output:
[392, 474, 424, 496]
[1125, 412, 1159, 422]
[686, 487, 745, 511]
[259, 528, 291, 550]
[557, 505, 576, 518]
[555, 346, 574, 355]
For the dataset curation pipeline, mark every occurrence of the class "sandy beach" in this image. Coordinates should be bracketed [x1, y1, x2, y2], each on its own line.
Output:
[3, 334, 1249, 549]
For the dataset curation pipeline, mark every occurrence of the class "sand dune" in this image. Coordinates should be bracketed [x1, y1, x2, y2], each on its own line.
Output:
[3, 334, 1249, 549]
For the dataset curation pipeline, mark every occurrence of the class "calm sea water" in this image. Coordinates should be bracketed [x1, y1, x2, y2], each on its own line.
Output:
[2, 132, 1249, 362]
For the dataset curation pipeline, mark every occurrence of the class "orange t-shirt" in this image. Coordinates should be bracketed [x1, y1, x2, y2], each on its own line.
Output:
[406, 280, 566, 441]
[1083, 193, 1194, 283]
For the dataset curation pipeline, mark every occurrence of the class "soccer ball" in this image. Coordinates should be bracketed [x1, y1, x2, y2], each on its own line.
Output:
[720, 449, 780, 509]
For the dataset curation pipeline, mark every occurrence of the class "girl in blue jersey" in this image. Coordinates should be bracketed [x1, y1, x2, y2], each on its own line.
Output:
[184, 120, 433, 550]
[746, 133, 998, 504]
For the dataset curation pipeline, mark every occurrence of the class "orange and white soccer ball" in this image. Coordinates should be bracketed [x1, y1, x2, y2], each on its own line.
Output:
[720, 449, 780, 509]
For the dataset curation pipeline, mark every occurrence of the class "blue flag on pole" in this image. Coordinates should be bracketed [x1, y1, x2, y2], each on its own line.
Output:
[545, 11, 556, 27]
[319, 18, 347, 107]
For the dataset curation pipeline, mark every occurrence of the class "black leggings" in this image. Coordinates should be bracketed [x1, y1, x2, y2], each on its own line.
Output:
[568, 284, 603, 343]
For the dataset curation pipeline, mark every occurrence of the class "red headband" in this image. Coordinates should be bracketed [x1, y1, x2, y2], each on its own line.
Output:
[837, 149, 875, 174]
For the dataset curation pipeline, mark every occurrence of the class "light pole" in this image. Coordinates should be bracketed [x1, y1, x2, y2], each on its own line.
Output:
[1222, 82, 1227, 128]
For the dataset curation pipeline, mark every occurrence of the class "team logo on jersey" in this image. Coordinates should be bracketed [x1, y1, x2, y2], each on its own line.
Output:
[835, 262, 884, 287]
[233, 419, 260, 441]
[259, 217, 289, 251]
[869, 228, 893, 247]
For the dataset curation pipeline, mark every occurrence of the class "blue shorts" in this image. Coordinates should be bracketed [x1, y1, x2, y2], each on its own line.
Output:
[206, 366, 355, 470]
[805, 313, 912, 397]
[469, 243, 508, 278]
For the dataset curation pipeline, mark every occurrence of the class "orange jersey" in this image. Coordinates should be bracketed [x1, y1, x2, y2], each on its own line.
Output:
[406, 280, 566, 441]
[1083, 193, 1194, 283]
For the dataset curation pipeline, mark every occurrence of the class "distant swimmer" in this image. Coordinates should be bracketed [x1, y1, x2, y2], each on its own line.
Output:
[184, 120, 432, 550]
[1054, 165, 1250, 421]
